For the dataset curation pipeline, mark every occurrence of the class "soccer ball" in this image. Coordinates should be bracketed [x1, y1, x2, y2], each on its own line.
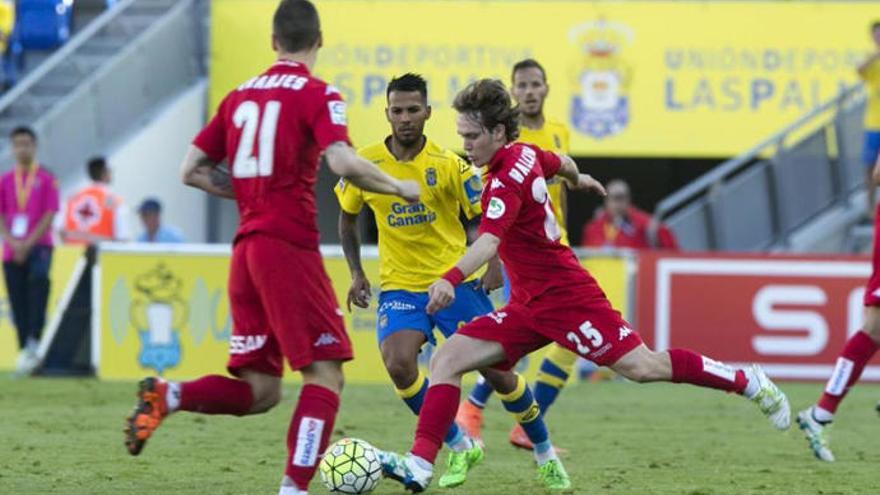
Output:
[319, 437, 382, 494]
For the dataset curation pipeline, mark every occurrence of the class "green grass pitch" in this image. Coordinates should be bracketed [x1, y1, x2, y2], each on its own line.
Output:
[1, 375, 878, 494]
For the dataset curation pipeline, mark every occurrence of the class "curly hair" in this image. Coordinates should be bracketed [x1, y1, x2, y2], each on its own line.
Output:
[453, 79, 520, 142]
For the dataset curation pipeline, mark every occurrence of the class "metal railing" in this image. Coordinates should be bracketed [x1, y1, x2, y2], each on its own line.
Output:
[654, 84, 866, 251]
[0, 0, 202, 171]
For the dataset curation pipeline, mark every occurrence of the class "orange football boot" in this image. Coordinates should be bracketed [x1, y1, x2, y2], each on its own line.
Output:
[124, 377, 169, 456]
[455, 400, 484, 447]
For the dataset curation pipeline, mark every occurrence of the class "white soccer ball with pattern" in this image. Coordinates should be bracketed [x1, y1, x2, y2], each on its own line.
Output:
[319, 437, 382, 494]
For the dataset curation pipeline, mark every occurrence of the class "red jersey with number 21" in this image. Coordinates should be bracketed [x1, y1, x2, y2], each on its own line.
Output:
[193, 60, 351, 250]
[479, 143, 596, 304]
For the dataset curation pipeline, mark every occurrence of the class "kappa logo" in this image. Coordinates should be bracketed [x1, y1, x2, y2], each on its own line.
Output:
[618, 326, 633, 341]
[314, 332, 341, 347]
[490, 178, 505, 191]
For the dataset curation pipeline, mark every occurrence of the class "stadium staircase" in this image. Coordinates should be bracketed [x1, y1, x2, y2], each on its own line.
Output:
[654, 85, 869, 254]
[0, 0, 205, 171]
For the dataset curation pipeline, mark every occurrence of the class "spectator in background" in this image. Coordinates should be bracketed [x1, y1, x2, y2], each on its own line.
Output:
[581, 179, 678, 250]
[0, 126, 60, 376]
[60, 157, 129, 245]
[137, 198, 183, 243]
[858, 21, 880, 220]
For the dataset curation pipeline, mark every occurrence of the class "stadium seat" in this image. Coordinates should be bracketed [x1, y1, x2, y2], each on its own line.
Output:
[17, 0, 73, 50]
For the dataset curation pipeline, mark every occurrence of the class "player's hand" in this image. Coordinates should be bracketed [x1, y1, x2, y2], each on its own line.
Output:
[571, 174, 606, 197]
[346, 272, 372, 311]
[396, 179, 420, 203]
[426, 279, 455, 314]
[477, 258, 504, 293]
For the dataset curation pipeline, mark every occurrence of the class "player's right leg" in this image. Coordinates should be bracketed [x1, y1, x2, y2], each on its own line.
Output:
[796, 305, 880, 462]
[124, 239, 282, 456]
[383, 334, 509, 493]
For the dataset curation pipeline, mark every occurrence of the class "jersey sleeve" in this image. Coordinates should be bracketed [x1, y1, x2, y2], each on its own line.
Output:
[334, 177, 364, 215]
[311, 87, 352, 151]
[453, 156, 483, 219]
[478, 175, 522, 238]
[535, 145, 563, 179]
[192, 99, 228, 162]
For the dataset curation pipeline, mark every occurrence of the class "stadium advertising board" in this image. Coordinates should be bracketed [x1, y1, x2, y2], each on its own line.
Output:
[211, 0, 877, 157]
[96, 245, 629, 382]
[0, 246, 83, 370]
[636, 252, 878, 381]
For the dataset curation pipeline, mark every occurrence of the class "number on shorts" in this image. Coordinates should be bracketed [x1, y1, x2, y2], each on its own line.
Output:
[566, 320, 604, 356]
[232, 100, 281, 178]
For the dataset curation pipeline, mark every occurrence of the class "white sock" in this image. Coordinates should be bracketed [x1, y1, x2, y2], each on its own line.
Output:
[448, 433, 474, 453]
[166, 382, 181, 412]
[742, 368, 760, 399]
[812, 405, 834, 423]
[534, 445, 558, 466]
[25, 338, 39, 354]
[278, 486, 306, 495]
[278, 476, 307, 495]
[410, 454, 433, 471]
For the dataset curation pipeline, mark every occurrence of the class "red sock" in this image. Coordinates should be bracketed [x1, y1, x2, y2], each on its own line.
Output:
[285, 384, 340, 490]
[411, 384, 460, 464]
[669, 349, 748, 394]
[179, 375, 254, 415]
[817, 330, 880, 414]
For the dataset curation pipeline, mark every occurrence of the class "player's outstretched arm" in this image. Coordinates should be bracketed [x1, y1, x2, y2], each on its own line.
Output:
[427, 233, 501, 314]
[324, 142, 420, 202]
[555, 154, 606, 197]
[339, 211, 371, 311]
[180, 145, 235, 200]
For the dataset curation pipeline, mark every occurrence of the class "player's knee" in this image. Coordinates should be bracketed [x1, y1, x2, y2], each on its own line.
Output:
[240, 371, 282, 414]
[428, 347, 464, 382]
[248, 382, 282, 414]
[384, 356, 418, 390]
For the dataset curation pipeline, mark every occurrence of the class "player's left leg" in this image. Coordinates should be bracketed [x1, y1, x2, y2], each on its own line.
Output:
[796, 305, 880, 462]
[255, 237, 353, 494]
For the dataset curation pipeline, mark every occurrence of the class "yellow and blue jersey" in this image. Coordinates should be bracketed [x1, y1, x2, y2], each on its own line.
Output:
[518, 119, 571, 246]
[335, 138, 483, 292]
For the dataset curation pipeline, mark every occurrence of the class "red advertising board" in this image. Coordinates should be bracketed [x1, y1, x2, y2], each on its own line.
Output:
[636, 252, 879, 380]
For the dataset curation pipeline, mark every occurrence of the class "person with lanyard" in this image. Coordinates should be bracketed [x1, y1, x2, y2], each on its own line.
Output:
[0, 126, 60, 377]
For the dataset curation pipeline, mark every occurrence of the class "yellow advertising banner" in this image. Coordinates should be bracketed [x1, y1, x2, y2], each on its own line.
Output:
[0, 246, 84, 370]
[210, 0, 876, 158]
[96, 246, 629, 383]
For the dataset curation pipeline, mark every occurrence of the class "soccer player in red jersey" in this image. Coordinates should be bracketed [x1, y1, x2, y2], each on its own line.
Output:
[379, 79, 791, 492]
[123, 2, 418, 494]
[796, 158, 880, 462]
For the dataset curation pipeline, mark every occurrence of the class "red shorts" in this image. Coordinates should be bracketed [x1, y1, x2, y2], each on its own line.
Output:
[457, 285, 642, 370]
[226, 235, 353, 377]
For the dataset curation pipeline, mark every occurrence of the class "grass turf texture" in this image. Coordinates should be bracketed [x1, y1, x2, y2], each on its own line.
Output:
[0, 375, 878, 494]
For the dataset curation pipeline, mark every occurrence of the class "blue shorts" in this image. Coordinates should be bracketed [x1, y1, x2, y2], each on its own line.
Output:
[862, 131, 880, 168]
[376, 280, 494, 345]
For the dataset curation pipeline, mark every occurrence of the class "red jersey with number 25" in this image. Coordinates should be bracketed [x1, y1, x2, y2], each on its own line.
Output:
[479, 143, 596, 303]
[193, 60, 351, 250]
